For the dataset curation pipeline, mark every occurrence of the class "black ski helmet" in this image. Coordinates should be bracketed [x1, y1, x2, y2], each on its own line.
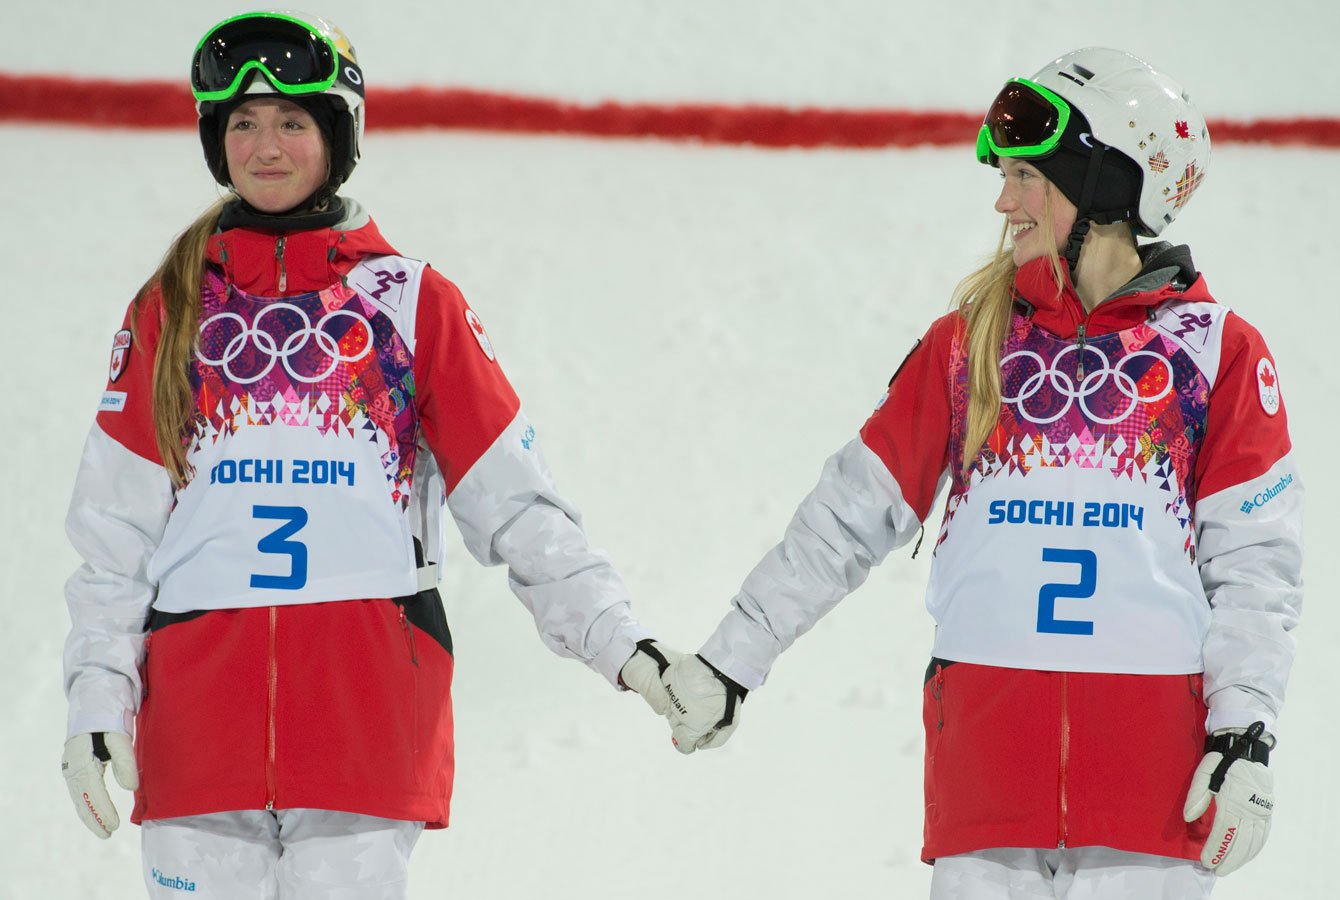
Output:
[191, 11, 366, 196]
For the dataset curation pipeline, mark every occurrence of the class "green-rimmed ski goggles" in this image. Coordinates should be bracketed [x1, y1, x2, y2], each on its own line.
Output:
[191, 12, 361, 103]
[976, 78, 1071, 165]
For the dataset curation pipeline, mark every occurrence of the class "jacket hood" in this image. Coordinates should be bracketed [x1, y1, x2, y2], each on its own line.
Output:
[1012, 242, 1214, 339]
[206, 196, 400, 296]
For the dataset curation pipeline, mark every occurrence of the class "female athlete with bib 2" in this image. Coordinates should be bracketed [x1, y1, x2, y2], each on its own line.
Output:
[59, 11, 680, 898]
[658, 49, 1302, 898]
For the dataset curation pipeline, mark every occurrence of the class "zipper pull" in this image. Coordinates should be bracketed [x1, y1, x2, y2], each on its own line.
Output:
[275, 235, 287, 293]
[1076, 323, 1087, 379]
[399, 606, 419, 666]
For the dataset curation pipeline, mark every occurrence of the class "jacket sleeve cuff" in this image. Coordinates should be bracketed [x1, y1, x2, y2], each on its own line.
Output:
[698, 609, 781, 692]
[1205, 687, 1279, 736]
[67, 711, 134, 742]
[593, 626, 653, 690]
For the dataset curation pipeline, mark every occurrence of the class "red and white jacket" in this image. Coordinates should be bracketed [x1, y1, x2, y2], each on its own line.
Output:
[698, 245, 1303, 860]
[63, 198, 649, 827]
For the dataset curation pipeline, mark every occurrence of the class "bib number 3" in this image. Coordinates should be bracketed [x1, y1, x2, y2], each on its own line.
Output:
[1036, 547, 1096, 635]
[251, 505, 308, 590]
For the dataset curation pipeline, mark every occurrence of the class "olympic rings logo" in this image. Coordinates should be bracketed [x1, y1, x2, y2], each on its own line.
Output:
[1000, 344, 1174, 425]
[196, 303, 373, 385]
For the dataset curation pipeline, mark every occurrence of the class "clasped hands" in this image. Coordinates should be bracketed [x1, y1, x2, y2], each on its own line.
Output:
[619, 640, 747, 755]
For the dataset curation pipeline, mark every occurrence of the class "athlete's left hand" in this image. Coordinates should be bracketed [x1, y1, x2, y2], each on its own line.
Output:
[1183, 721, 1274, 877]
[62, 732, 138, 839]
[619, 639, 683, 716]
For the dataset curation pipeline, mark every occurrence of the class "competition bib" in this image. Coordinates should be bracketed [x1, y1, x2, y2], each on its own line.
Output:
[927, 303, 1226, 674]
[149, 258, 431, 611]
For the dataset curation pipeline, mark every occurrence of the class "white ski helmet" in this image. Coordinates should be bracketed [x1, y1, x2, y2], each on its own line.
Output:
[979, 47, 1209, 237]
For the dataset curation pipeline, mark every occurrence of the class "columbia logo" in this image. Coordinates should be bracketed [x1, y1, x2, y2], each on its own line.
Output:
[150, 868, 197, 892]
[1241, 473, 1294, 516]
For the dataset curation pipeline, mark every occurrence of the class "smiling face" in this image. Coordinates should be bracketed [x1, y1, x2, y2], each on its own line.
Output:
[995, 157, 1077, 267]
[223, 97, 330, 213]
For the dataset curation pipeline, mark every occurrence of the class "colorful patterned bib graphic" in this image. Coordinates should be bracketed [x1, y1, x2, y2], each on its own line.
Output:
[187, 268, 418, 506]
[940, 312, 1210, 560]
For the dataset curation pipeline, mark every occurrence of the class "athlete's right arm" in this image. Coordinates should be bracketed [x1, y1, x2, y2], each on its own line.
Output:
[696, 315, 958, 690]
[413, 271, 656, 689]
[64, 293, 173, 741]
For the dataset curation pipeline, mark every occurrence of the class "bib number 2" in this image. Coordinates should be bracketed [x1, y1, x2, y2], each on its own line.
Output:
[251, 505, 308, 590]
[1036, 547, 1096, 635]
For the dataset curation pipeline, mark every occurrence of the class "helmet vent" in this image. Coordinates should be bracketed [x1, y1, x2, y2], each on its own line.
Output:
[1070, 64, 1096, 80]
[1059, 70, 1088, 87]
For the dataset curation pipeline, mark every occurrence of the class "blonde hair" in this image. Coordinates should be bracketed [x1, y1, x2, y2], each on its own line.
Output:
[953, 188, 1067, 475]
[133, 102, 338, 486]
[131, 197, 229, 487]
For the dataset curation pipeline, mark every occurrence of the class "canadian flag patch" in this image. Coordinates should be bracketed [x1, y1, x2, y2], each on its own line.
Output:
[1256, 357, 1280, 416]
[464, 309, 496, 362]
[109, 329, 132, 382]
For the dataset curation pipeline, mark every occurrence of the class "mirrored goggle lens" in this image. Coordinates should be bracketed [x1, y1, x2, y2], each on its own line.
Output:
[193, 17, 335, 96]
[981, 80, 1066, 157]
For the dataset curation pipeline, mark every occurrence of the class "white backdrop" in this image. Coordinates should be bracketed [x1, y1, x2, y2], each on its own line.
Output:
[2, 2, 1335, 898]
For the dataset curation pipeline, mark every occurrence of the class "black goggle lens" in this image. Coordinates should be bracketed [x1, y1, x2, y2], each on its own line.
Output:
[984, 83, 1062, 150]
[193, 19, 335, 94]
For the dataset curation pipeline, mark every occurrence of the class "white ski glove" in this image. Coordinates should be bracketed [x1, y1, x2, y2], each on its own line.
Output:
[1183, 721, 1274, 877]
[619, 640, 684, 716]
[662, 654, 747, 755]
[62, 732, 138, 839]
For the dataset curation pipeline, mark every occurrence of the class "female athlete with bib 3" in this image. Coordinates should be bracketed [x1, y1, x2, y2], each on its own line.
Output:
[658, 48, 1302, 898]
[58, 11, 680, 898]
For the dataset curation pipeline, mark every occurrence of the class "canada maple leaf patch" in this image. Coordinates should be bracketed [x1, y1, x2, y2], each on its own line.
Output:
[464, 309, 496, 362]
[1256, 358, 1280, 416]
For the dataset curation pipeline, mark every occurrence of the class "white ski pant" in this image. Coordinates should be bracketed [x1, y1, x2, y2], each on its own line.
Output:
[929, 846, 1216, 900]
[140, 809, 424, 899]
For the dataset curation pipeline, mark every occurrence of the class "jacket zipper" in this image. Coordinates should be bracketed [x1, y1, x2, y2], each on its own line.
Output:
[1075, 323, 1088, 379]
[141, 633, 152, 701]
[931, 664, 945, 732]
[399, 605, 420, 666]
[275, 235, 288, 293]
[1058, 672, 1070, 848]
[265, 605, 278, 810]
[1189, 675, 1203, 740]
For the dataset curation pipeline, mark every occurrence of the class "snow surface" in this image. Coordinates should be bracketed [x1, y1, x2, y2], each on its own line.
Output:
[2, 2, 1336, 897]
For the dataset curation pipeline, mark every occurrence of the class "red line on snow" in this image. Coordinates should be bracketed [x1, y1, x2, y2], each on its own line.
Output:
[4, 73, 1339, 150]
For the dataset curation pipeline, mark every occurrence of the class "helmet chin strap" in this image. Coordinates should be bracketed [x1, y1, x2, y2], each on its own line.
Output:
[1062, 142, 1110, 278]
[1062, 217, 1090, 278]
